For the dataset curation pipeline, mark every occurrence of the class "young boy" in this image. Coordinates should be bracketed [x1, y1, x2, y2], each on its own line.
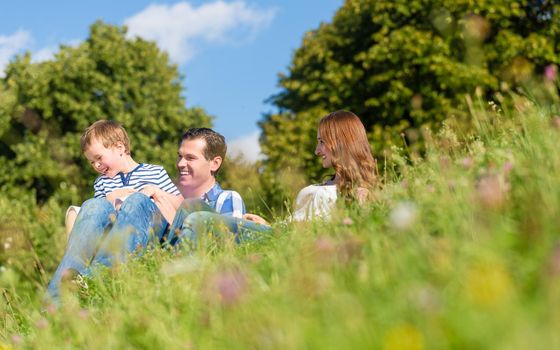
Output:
[65, 120, 181, 235]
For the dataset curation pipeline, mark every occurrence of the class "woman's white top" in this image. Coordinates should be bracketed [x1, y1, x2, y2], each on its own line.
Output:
[291, 184, 337, 222]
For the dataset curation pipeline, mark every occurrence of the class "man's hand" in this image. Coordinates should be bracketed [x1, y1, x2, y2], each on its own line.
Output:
[243, 213, 269, 226]
[139, 185, 162, 199]
[143, 186, 184, 223]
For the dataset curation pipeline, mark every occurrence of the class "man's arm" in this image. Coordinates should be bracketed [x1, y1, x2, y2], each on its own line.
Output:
[140, 185, 183, 223]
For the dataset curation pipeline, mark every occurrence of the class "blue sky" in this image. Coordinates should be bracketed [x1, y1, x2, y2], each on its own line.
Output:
[0, 0, 343, 161]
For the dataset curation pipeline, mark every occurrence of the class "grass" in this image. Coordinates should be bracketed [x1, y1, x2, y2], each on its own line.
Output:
[1, 94, 560, 349]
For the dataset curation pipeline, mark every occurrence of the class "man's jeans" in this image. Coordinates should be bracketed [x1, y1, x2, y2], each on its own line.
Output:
[182, 211, 271, 245]
[47, 193, 167, 299]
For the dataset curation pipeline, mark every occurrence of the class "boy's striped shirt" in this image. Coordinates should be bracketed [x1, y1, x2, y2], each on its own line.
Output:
[93, 163, 180, 198]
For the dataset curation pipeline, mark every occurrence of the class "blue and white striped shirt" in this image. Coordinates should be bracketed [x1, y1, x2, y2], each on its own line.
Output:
[202, 182, 245, 218]
[93, 163, 180, 198]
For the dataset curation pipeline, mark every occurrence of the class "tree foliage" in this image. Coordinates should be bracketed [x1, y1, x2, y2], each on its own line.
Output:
[0, 21, 211, 203]
[259, 0, 560, 183]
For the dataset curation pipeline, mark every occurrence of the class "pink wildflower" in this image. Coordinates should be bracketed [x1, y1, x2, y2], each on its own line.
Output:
[36, 318, 48, 329]
[462, 157, 474, 169]
[11, 334, 23, 344]
[342, 217, 353, 226]
[544, 64, 558, 82]
[207, 270, 247, 306]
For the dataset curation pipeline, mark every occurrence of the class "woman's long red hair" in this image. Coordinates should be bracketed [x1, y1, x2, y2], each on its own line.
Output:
[318, 110, 377, 200]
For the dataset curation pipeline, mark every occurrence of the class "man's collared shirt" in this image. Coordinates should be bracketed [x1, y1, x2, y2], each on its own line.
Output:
[201, 182, 245, 218]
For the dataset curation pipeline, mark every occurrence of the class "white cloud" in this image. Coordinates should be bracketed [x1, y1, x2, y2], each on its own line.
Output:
[228, 130, 264, 163]
[0, 30, 32, 75]
[124, 1, 276, 63]
[32, 46, 56, 63]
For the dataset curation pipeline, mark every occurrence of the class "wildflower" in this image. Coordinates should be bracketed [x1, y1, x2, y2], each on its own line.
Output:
[465, 261, 512, 306]
[206, 270, 247, 306]
[45, 303, 57, 315]
[35, 318, 48, 330]
[314, 236, 335, 254]
[3, 242, 11, 250]
[544, 64, 558, 82]
[502, 161, 513, 174]
[500, 81, 510, 91]
[476, 173, 509, 209]
[383, 324, 424, 350]
[461, 157, 474, 169]
[389, 202, 418, 231]
[246, 254, 261, 264]
[488, 100, 502, 113]
[551, 116, 560, 130]
[475, 86, 484, 97]
[78, 309, 90, 320]
[342, 217, 353, 225]
[11, 334, 22, 345]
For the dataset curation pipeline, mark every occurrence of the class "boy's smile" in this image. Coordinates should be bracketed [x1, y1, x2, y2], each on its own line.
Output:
[84, 139, 126, 178]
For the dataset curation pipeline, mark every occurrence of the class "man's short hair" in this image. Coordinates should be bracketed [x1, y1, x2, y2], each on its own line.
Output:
[181, 128, 226, 176]
[80, 120, 131, 154]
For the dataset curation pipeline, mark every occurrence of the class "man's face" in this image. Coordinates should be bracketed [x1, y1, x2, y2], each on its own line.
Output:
[176, 138, 221, 193]
[84, 138, 125, 178]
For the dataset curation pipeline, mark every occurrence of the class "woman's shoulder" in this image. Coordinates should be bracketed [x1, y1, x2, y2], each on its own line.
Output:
[296, 183, 337, 202]
[291, 183, 337, 222]
[299, 182, 337, 192]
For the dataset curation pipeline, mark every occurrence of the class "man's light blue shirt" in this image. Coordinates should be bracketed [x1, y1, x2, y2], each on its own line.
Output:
[201, 182, 245, 218]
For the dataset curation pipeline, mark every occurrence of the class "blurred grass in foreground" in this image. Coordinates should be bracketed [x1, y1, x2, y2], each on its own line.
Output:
[2, 93, 560, 349]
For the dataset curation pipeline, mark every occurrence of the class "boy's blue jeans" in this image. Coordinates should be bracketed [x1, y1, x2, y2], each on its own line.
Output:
[47, 193, 167, 299]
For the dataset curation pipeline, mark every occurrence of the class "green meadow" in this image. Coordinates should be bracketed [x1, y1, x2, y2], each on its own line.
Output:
[2, 1, 560, 348]
[1, 94, 559, 349]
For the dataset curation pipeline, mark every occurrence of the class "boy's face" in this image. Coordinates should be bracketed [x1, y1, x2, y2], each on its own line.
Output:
[84, 138, 126, 178]
[176, 138, 222, 193]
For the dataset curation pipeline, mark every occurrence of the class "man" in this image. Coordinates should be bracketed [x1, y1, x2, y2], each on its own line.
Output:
[143, 128, 246, 245]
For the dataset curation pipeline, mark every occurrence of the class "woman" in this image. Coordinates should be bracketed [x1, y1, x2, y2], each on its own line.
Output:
[175, 110, 378, 246]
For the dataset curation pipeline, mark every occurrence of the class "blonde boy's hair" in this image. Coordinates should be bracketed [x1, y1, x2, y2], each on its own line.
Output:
[80, 120, 131, 154]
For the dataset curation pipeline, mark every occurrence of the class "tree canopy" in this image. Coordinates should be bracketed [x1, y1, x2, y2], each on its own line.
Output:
[259, 0, 560, 183]
[0, 21, 211, 203]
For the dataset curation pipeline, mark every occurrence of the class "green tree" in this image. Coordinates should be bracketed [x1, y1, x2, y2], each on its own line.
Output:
[0, 21, 211, 203]
[260, 0, 559, 183]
